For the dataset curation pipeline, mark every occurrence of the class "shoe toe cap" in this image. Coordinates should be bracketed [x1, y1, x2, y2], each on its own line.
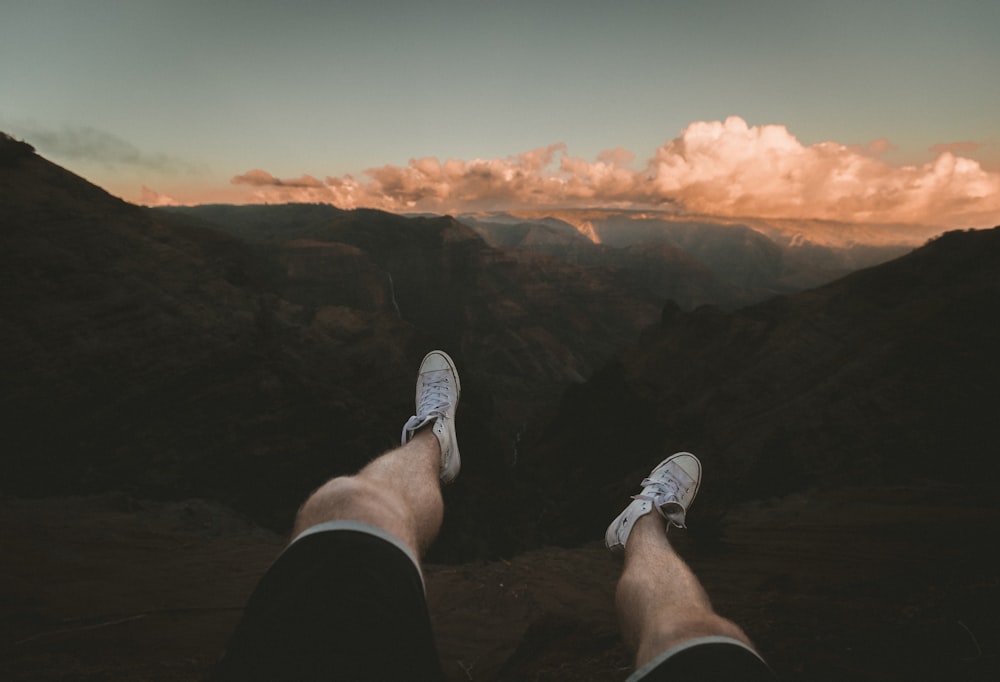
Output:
[670, 452, 701, 480]
[421, 351, 453, 373]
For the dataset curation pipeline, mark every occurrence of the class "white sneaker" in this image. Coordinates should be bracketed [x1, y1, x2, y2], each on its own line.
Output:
[401, 351, 462, 483]
[605, 452, 702, 553]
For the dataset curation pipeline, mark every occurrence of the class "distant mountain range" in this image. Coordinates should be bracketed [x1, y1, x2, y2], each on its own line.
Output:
[2, 133, 996, 559]
[460, 210, 916, 308]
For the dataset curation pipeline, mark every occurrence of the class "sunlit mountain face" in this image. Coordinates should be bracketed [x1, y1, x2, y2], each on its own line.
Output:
[462, 208, 945, 248]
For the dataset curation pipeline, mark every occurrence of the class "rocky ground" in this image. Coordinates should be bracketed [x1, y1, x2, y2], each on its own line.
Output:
[2, 481, 997, 681]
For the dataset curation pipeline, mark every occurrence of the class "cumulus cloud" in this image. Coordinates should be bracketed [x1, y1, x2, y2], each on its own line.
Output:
[230, 144, 666, 212]
[231, 117, 1000, 228]
[645, 117, 1000, 226]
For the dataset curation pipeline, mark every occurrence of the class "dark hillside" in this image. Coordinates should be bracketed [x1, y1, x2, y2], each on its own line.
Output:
[1, 145, 665, 557]
[0, 148, 419, 525]
[516, 226, 1000, 546]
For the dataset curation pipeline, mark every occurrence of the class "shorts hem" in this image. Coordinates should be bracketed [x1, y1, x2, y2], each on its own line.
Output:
[626, 635, 767, 682]
[290, 520, 424, 590]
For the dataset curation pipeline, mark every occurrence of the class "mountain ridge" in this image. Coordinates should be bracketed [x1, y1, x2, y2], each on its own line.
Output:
[3, 136, 997, 560]
[1, 143, 664, 556]
[514, 225, 1000, 547]
[3, 132, 999, 682]
[460, 209, 917, 309]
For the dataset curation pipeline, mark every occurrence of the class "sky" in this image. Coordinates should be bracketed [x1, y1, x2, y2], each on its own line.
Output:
[2, 0, 999, 230]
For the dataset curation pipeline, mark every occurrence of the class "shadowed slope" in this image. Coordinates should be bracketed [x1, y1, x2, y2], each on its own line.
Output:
[517, 226, 1000, 546]
[1, 143, 663, 557]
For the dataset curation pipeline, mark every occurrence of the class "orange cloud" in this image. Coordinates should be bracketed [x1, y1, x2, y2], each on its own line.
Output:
[230, 117, 1000, 228]
[139, 185, 179, 207]
[232, 169, 325, 188]
[645, 117, 1000, 226]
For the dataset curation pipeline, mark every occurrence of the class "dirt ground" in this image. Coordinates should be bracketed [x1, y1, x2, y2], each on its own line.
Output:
[2, 482, 997, 681]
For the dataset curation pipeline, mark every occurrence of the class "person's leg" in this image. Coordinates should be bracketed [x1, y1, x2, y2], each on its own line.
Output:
[292, 349, 461, 557]
[214, 351, 461, 682]
[616, 513, 752, 667]
[292, 427, 443, 556]
[607, 453, 774, 681]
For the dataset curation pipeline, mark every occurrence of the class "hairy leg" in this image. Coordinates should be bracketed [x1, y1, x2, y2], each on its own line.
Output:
[292, 428, 444, 558]
[616, 514, 754, 668]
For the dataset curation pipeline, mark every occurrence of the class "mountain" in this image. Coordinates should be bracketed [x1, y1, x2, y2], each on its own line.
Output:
[157, 202, 665, 438]
[460, 214, 735, 309]
[461, 209, 914, 309]
[0, 140, 414, 524]
[4, 135, 995, 559]
[1, 140, 665, 556]
[4, 134, 998, 681]
[514, 225, 1000, 546]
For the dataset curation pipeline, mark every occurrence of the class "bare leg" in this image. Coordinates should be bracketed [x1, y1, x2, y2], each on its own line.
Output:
[292, 428, 443, 558]
[215, 352, 460, 682]
[292, 350, 460, 561]
[616, 514, 754, 668]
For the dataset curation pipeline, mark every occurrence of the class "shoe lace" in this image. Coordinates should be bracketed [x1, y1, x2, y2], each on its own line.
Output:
[632, 476, 687, 527]
[417, 374, 453, 419]
[632, 477, 679, 505]
[401, 374, 453, 442]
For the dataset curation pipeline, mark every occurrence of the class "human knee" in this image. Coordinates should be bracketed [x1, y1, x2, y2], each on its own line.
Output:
[294, 476, 386, 532]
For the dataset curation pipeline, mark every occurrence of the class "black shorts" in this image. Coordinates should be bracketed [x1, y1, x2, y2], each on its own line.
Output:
[215, 523, 774, 681]
[629, 636, 776, 681]
[213, 521, 445, 682]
